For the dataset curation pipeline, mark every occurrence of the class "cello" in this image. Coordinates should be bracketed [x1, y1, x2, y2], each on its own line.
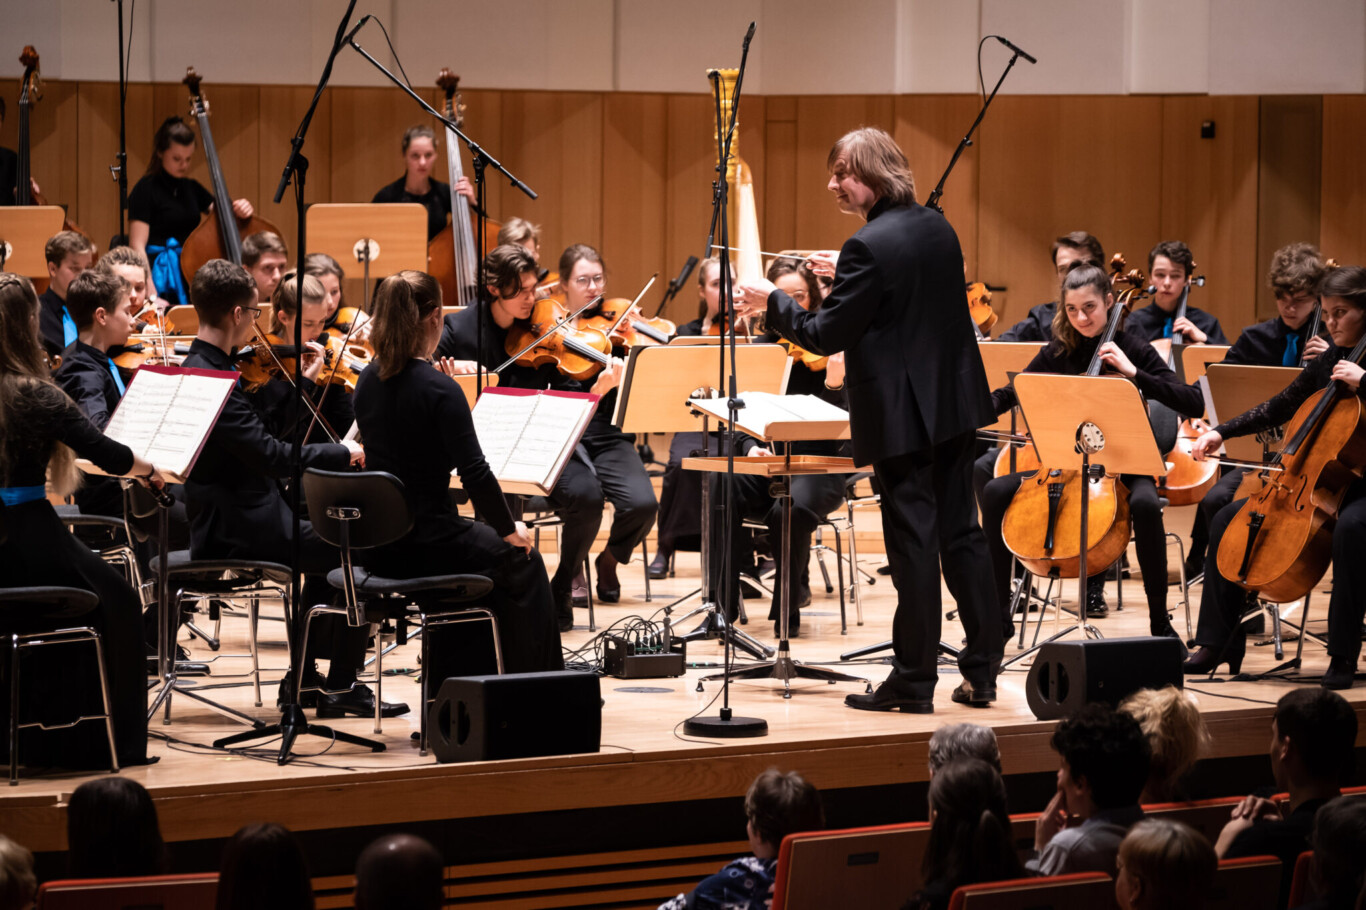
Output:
[1151, 271, 1218, 506]
[429, 70, 500, 309]
[1000, 261, 1148, 579]
[178, 68, 280, 276]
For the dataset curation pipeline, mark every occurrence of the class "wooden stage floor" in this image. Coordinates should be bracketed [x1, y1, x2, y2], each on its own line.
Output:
[4, 506, 1363, 861]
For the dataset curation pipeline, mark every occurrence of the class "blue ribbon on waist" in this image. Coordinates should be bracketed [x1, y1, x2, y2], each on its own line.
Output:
[147, 238, 187, 308]
[0, 485, 46, 506]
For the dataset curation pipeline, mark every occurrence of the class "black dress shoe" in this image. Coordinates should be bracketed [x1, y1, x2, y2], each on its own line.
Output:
[315, 683, 410, 718]
[648, 549, 673, 579]
[147, 645, 211, 677]
[594, 551, 621, 603]
[277, 668, 325, 710]
[1321, 656, 1356, 690]
[1182, 645, 1243, 675]
[950, 679, 997, 707]
[845, 686, 933, 714]
[877, 564, 892, 576]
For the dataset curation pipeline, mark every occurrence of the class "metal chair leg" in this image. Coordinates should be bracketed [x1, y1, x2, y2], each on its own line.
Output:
[833, 522, 847, 634]
[9, 635, 19, 786]
[89, 633, 121, 776]
[641, 540, 652, 603]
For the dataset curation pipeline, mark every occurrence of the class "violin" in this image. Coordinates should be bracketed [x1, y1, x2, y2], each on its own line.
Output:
[503, 296, 614, 381]
[234, 332, 300, 392]
[132, 301, 179, 336]
[316, 328, 372, 391]
[535, 271, 561, 298]
[999, 255, 1147, 580]
[580, 277, 672, 349]
[967, 281, 998, 336]
[111, 340, 189, 374]
[778, 339, 829, 372]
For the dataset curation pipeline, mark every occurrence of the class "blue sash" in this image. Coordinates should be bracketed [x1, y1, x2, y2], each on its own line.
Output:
[0, 485, 46, 506]
[147, 238, 187, 308]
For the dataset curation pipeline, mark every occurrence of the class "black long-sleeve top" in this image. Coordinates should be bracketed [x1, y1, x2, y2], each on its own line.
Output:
[1125, 300, 1228, 345]
[996, 301, 1058, 342]
[372, 176, 452, 243]
[128, 171, 213, 246]
[249, 374, 356, 448]
[990, 328, 1203, 419]
[1223, 316, 1329, 367]
[353, 359, 516, 539]
[1, 380, 133, 488]
[1214, 344, 1366, 440]
[38, 288, 69, 359]
[54, 341, 127, 515]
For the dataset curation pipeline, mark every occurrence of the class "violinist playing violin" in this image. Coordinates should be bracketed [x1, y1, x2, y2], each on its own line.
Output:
[1186, 265, 1366, 690]
[976, 262, 1201, 644]
[178, 261, 401, 719]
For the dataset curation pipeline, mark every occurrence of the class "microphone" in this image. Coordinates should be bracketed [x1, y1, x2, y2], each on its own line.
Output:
[343, 13, 372, 46]
[672, 256, 699, 292]
[744, 21, 756, 48]
[994, 35, 1037, 64]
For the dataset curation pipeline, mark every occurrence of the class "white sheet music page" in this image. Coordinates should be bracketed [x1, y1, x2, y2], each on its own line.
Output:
[462, 388, 600, 495]
[98, 365, 238, 482]
[690, 391, 850, 442]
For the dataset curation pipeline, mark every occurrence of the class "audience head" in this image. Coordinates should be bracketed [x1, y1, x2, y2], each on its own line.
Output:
[826, 127, 915, 211]
[1310, 796, 1366, 906]
[146, 115, 197, 177]
[1050, 703, 1151, 816]
[1120, 687, 1209, 802]
[66, 777, 167, 878]
[191, 259, 258, 343]
[242, 232, 289, 302]
[44, 231, 97, 298]
[65, 269, 133, 337]
[922, 759, 1023, 891]
[97, 246, 152, 313]
[1114, 818, 1217, 910]
[927, 723, 1002, 776]
[744, 769, 824, 860]
[0, 835, 35, 910]
[767, 258, 823, 314]
[1270, 687, 1357, 791]
[303, 252, 345, 319]
[371, 270, 443, 378]
[498, 217, 542, 262]
[1052, 231, 1105, 281]
[353, 833, 443, 910]
[216, 822, 313, 910]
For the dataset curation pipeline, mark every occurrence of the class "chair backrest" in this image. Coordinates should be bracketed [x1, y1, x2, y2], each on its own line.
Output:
[1138, 796, 1249, 845]
[947, 872, 1116, 910]
[1286, 849, 1315, 908]
[771, 822, 931, 910]
[37, 873, 218, 910]
[1204, 855, 1283, 910]
[302, 469, 413, 550]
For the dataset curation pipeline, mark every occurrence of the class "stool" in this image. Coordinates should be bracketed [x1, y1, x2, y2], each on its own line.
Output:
[55, 505, 142, 593]
[0, 587, 118, 785]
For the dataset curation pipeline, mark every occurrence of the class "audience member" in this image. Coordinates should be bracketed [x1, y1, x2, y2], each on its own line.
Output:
[904, 759, 1025, 910]
[659, 769, 824, 910]
[1216, 688, 1356, 908]
[1121, 686, 1210, 802]
[1297, 796, 1366, 910]
[1114, 818, 1217, 910]
[0, 835, 35, 910]
[927, 723, 1002, 777]
[66, 777, 167, 879]
[1027, 703, 1151, 877]
[353, 834, 443, 910]
[216, 822, 314, 910]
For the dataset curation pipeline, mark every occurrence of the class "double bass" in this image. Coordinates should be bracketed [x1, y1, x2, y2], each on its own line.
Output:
[429, 70, 500, 309]
[178, 68, 280, 276]
[14, 47, 87, 243]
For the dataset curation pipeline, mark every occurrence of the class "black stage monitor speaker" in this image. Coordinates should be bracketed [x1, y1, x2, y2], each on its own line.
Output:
[428, 670, 601, 763]
[1026, 637, 1184, 721]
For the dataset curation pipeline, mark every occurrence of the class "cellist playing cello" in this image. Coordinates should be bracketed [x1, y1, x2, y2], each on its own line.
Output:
[1186, 265, 1366, 690]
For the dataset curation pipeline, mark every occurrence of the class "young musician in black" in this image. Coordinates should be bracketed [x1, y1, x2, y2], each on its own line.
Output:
[1185, 265, 1366, 689]
[243, 231, 289, 305]
[734, 127, 1003, 713]
[977, 263, 1202, 644]
[371, 126, 476, 243]
[37, 230, 96, 359]
[1124, 241, 1227, 345]
[0, 273, 162, 768]
[353, 269, 562, 672]
[434, 244, 624, 631]
[996, 231, 1105, 343]
[179, 260, 405, 718]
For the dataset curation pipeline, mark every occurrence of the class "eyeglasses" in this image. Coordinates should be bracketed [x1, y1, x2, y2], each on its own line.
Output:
[243, 306, 264, 318]
[573, 274, 606, 288]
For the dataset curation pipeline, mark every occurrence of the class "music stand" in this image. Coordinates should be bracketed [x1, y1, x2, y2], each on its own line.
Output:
[1182, 344, 1231, 388]
[305, 203, 427, 310]
[1000, 373, 1167, 668]
[449, 372, 498, 411]
[616, 343, 789, 659]
[0, 206, 64, 275]
[1205, 364, 1302, 464]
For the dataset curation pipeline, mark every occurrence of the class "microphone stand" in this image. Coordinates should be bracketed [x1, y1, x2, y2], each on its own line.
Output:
[344, 31, 536, 403]
[109, 0, 130, 246]
[650, 255, 698, 319]
[684, 23, 766, 739]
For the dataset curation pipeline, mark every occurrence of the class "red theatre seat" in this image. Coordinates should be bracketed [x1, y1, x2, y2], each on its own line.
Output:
[36, 873, 219, 910]
[1204, 855, 1283, 910]
[771, 821, 932, 910]
[946, 872, 1116, 910]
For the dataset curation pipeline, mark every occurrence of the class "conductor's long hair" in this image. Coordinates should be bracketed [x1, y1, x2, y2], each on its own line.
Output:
[371, 270, 442, 381]
[0, 274, 79, 496]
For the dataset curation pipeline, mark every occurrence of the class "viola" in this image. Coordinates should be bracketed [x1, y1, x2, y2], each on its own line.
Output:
[778, 339, 829, 372]
[967, 281, 998, 336]
[503, 296, 614, 381]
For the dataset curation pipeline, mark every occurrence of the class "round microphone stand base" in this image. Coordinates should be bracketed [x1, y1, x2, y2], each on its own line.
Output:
[684, 710, 768, 738]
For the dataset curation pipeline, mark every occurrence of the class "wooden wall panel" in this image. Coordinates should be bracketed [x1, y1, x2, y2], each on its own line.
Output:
[600, 93, 668, 302]
[662, 94, 718, 327]
[1256, 96, 1322, 322]
[1159, 95, 1260, 341]
[978, 96, 1164, 326]
[1321, 95, 1366, 264]
[75, 82, 155, 252]
[761, 96, 798, 256]
[792, 96, 897, 253]
[894, 95, 981, 278]
[255, 86, 335, 253]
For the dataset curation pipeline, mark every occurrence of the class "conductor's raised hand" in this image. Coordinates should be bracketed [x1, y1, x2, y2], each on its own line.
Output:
[804, 250, 839, 278]
[732, 277, 775, 321]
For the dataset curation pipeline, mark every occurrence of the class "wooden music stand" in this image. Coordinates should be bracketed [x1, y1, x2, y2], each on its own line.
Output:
[669, 335, 755, 345]
[305, 203, 427, 309]
[1205, 364, 1302, 463]
[1182, 344, 1231, 387]
[0, 206, 64, 276]
[978, 342, 1045, 465]
[449, 372, 498, 410]
[1003, 373, 1166, 666]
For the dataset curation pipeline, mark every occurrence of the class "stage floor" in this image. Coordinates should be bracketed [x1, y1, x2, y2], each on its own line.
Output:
[4, 516, 1362, 855]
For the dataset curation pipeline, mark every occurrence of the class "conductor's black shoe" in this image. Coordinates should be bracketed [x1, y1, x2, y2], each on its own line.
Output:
[315, 684, 410, 718]
[648, 549, 673, 579]
[950, 680, 997, 707]
[1321, 656, 1356, 690]
[845, 686, 933, 714]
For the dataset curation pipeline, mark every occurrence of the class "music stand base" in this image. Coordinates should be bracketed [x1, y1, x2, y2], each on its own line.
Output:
[840, 639, 959, 661]
[212, 703, 386, 764]
[676, 608, 773, 660]
[1000, 620, 1103, 669]
[684, 712, 768, 737]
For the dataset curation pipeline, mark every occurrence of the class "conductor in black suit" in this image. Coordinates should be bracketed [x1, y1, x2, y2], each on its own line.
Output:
[733, 128, 1003, 713]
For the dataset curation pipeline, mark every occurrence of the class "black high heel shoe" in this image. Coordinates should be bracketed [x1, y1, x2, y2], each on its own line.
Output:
[1182, 645, 1243, 675]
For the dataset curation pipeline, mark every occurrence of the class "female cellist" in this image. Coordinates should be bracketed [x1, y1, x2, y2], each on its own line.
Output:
[977, 261, 1201, 642]
[371, 125, 476, 243]
[352, 269, 562, 672]
[128, 116, 254, 306]
[1185, 265, 1366, 688]
[0, 273, 165, 769]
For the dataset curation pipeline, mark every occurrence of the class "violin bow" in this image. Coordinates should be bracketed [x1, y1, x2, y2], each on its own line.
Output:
[245, 325, 342, 443]
[493, 295, 606, 374]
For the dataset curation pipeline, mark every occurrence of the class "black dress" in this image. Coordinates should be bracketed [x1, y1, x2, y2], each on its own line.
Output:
[353, 359, 562, 673]
[0, 381, 148, 767]
[128, 171, 213, 247]
[371, 177, 452, 243]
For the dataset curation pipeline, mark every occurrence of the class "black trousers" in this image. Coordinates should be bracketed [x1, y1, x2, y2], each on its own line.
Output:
[708, 471, 846, 619]
[656, 432, 706, 552]
[1194, 478, 1366, 662]
[544, 435, 658, 593]
[1186, 466, 1245, 566]
[979, 471, 1171, 627]
[296, 520, 371, 688]
[874, 431, 1003, 698]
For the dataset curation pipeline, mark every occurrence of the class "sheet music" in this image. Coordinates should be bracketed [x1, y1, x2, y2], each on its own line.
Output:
[101, 367, 237, 481]
[690, 391, 850, 442]
[461, 389, 599, 494]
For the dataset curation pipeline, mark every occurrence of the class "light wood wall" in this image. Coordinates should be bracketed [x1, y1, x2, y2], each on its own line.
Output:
[3, 79, 1364, 335]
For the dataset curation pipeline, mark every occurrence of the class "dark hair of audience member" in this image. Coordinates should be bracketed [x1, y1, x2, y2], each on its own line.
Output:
[1051, 704, 1152, 810]
[66, 778, 167, 878]
[1274, 687, 1358, 783]
[1310, 796, 1366, 905]
[353, 834, 443, 910]
[744, 768, 825, 851]
[216, 823, 314, 910]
